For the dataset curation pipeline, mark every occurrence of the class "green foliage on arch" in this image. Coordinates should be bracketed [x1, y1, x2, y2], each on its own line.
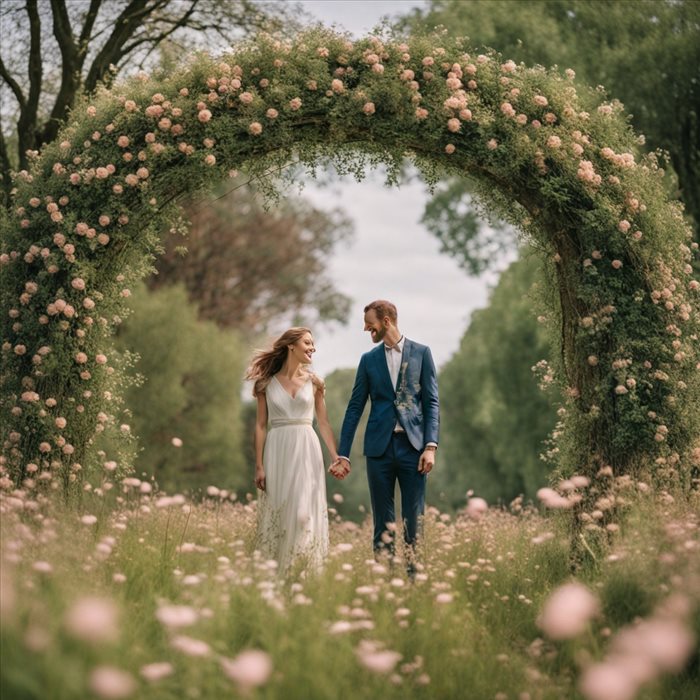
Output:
[1, 28, 699, 491]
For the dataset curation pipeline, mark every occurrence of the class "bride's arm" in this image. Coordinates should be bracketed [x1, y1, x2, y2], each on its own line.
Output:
[254, 392, 268, 491]
[314, 385, 338, 464]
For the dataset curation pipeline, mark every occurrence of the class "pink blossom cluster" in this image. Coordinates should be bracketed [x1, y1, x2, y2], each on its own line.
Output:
[577, 159, 602, 187]
[537, 582, 600, 639]
[600, 147, 635, 168]
[537, 474, 589, 509]
[580, 597, 696, 700]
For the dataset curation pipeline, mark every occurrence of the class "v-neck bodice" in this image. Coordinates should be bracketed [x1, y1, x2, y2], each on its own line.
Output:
[266, 375, 314, 426]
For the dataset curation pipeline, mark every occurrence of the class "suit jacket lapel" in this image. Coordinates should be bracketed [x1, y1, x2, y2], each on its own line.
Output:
[374, 345, 395, 394]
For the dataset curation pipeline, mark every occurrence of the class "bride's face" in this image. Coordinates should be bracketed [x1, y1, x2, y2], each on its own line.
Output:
[290, 332, 315, 365]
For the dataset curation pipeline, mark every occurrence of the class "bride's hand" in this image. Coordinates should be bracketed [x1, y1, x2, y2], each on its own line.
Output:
[328, 458, 349, 480]
[254, 466, 266, 491]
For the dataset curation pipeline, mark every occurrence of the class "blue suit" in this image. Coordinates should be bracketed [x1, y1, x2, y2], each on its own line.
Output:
[338, 338, 439, 561]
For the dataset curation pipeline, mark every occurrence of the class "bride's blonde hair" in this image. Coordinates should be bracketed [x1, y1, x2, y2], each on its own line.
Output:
[245, 327, 324, 397]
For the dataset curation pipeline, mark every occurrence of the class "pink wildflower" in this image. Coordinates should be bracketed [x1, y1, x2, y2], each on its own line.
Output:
[537, 582, 599, 639]
[220, 650, 273, 690]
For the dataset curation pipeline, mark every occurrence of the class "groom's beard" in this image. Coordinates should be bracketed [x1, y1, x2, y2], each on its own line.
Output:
[370, 328, 385, 344]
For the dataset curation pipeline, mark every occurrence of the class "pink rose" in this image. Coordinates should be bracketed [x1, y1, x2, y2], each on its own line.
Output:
[198, 109, 212, 123]
[362, 102, 376, 115]
[248, 122, 263, 136]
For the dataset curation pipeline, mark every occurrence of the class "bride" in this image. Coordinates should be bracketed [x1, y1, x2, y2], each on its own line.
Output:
[245, 327, 340, 575]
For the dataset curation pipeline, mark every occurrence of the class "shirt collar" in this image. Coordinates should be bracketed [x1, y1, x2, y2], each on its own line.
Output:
[385, 335, 405, 353]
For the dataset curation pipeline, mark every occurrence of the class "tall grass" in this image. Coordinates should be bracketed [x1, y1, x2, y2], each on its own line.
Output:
[1, 479, 698, 700]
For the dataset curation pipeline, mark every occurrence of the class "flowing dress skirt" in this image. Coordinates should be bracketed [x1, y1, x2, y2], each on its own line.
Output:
[255, 377, 329, 574]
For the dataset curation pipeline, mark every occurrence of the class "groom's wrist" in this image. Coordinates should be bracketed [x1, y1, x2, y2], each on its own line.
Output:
[337, 456, 350, 463]
[424, 443, 437, 451]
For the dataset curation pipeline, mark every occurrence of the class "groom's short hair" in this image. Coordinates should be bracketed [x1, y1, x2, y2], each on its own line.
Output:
[365, 300, 397, 323]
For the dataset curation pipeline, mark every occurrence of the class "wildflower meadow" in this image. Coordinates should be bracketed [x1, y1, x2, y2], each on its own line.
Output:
[1, 472, 698, 699]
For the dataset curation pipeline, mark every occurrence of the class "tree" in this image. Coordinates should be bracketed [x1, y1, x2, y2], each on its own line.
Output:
[0, 0, 301, 202]
[150, 180, 354, 334]
[421, 178, 514, 275]
[114, 283, 249, 493]
[432, 254, 559, 507]
[401, 0, 700, 268]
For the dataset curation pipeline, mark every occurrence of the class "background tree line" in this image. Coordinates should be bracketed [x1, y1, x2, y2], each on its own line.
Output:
[2, 0, 698, 518]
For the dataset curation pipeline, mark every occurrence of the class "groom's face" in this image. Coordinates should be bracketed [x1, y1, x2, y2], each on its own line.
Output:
[364, 309, 387, 344]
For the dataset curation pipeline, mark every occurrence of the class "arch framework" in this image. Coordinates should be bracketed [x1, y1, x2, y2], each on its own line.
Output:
[1, 29, 698, 490]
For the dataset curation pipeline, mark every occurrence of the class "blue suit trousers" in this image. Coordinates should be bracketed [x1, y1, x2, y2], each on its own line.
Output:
[366, 431, 426, 557]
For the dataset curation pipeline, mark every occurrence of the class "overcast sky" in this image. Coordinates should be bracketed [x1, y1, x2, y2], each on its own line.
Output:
[284, 1, 509, 376]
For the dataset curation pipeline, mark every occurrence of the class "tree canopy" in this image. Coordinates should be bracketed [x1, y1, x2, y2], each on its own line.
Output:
[0, 0, 300, 202]
[401, 0, 700, 270]
[151, 180, 353, 334]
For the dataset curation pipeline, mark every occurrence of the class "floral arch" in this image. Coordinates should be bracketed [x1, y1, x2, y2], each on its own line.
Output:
[1, 28, 698, 491]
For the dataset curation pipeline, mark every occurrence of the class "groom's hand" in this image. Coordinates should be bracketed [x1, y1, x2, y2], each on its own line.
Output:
[328, 457, 350, 480]
[418, 448, 436, 474]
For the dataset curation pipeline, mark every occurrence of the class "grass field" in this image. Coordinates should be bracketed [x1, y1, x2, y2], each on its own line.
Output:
[1, 474, 698, 700]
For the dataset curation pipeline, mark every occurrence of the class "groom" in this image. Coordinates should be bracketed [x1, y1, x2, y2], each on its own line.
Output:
[332, 300, 439, 575]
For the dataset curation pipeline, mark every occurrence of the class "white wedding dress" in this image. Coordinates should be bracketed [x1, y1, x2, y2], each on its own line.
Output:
[255, 375, 329, 575]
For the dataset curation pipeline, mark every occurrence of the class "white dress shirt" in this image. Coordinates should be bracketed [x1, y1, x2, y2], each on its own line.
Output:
[384, 335, 405, 390]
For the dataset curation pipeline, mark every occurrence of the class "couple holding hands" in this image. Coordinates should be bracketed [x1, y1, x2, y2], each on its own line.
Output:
[245, 300, 439, 577]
